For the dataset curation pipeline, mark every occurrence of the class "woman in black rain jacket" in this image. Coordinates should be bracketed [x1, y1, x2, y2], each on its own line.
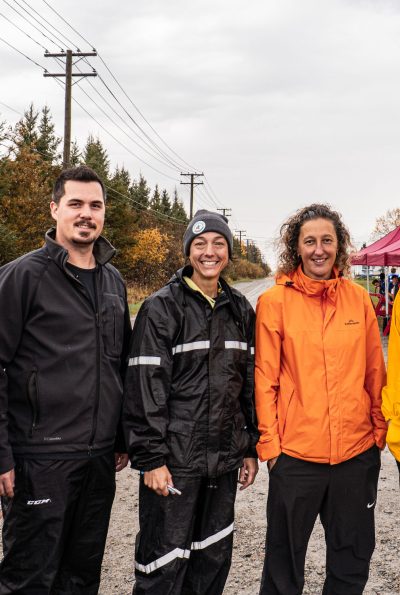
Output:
[123, 209, 258, 595]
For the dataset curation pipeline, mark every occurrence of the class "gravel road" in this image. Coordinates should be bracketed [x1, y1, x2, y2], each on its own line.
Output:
[2, 277, 398, 594]
[99, 278, 399, 594]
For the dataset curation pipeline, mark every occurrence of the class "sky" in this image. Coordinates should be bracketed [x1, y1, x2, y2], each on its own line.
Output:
[1, 0, 400, 268]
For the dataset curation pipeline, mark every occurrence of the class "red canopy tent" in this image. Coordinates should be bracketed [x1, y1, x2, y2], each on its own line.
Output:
[351, 227, 400, 334]
[351, 226, 400, 266]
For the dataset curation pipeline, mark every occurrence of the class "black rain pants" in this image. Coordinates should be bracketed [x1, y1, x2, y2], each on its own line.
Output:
[133, 469, 238, 595]
[0, 453, 116, 595]
[260, 445, 381, 595]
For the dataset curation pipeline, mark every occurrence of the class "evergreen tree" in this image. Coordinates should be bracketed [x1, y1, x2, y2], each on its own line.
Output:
[131, 173, 150, 209]
[82, 135, 110, 182]
[69, 141, 81, 166]
[36, 106, 60, 162]
[170, 188, 188, 222]
[105, 166, 138, 279]
[150, 184, 162, 212]
[160, 189, 172, 216]
[13, 104, 38, 152]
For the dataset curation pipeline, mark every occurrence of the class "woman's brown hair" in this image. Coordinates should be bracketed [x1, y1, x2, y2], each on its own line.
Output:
[277, 203, 354, 276]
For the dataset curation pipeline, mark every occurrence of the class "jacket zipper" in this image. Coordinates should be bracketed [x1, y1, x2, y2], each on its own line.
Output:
[27, 368, 40, 437]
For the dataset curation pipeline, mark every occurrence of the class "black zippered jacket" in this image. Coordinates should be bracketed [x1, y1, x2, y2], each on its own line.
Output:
[123, 266, 259, 478]
[0, 229, 131, 474]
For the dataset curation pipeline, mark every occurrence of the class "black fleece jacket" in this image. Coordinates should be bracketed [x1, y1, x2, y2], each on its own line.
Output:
[0, 229, 131, 474]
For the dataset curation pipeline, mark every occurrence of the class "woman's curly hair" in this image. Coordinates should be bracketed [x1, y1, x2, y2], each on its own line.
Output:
[277, 203, 354, 276]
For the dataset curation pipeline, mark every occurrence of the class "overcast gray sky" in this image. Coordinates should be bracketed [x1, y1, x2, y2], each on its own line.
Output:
[1, 0, 400, 267]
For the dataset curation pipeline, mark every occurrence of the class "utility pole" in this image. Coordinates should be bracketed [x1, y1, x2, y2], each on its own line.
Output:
[180, 173, 204, 219]
[246, 238, 254, 261]
[235, 230, 246, 257]
[44, 49, 97, 168]
[217, 208, 231, 218]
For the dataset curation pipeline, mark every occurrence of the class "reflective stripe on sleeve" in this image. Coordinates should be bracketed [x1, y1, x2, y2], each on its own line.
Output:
[128, 356, 161, 366]
[135, 522, 234, 574]
[172, 340, 210, 355]
[250, 346, 254, 355]
[224, 341, 247, 351]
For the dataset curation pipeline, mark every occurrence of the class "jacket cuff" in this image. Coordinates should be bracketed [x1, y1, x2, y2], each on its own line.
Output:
[256, 436, 281, 462]
[131, 456, 166, 472]
[373, 427, 388, 451]
[245, 445, 258, 458]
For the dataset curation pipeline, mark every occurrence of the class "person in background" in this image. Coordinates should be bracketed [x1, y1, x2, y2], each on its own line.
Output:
[255, 203, 387, 595]
[372, 278, 381, 293]
[123, 209, 258, 595]
[390, 274, 399, 301]
[379, 271, 386, 295]
[0, 166, 131, 593]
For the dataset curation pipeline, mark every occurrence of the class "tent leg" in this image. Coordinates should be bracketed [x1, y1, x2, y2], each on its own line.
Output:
[366, 266, 370, 293]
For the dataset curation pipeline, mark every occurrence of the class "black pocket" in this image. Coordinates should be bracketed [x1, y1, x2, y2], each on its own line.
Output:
[166, 419, 196, 469]
[27, 369, 40, 436]
[101, 293, 125, 358]
[229, 411, 250, 460]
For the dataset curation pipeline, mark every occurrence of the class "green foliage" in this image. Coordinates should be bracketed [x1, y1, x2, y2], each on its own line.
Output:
[82, 135, 110, 181]
[0, 103, 269, 295]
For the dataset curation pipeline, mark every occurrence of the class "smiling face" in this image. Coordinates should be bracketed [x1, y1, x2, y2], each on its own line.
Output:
[189, 232, 229, 291]
[297, 217, 338, 280]
[50, 180, 105, 251]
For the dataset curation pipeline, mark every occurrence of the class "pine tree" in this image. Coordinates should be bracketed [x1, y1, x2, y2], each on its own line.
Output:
[82, 135, 110, 182]
[69, 141, 81, 166]
[36, 106, 60, 162]
[150, 184, 162, 212]
[170, 188, 188, 222]
[12, 103, 38, 152]
[131, 173, 150, 209]
[160, 189, 172, 216]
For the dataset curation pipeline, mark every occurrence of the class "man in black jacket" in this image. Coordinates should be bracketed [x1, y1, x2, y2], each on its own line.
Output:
[0, 166, 131, 593]
[124, 210, 259, 595]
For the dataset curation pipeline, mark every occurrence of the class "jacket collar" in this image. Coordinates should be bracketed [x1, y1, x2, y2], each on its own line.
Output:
[45, 227, 116, 268]
[277, 264, 342, 302]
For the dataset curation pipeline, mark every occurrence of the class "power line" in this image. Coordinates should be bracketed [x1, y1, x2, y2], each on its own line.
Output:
[1, 0, 61, 51]
[41, 0, 94, 49]
[76, 82, 180, 172]
[18, 0, 79, 50]
[0, 34, 47, 70]
[0, 10, 48, 51]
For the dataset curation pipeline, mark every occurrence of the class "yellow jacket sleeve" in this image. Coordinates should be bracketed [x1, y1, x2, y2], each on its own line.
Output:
[382, 295, 400, 461]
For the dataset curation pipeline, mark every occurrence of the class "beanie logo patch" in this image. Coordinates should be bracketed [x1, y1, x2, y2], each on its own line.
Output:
[192, 221, 206, 234]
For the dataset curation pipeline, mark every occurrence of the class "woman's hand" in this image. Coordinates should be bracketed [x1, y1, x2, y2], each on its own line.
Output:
[144, 465, 173, 497]
[238, 457, 258, 490]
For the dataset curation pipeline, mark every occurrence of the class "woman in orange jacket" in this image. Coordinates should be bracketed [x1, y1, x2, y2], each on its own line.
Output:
[255, 204, 387, 595]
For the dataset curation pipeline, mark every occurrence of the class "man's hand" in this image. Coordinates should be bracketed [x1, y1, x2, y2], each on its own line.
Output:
[0, 469, 15, 498]
[238, 457, 258, 490]
[144, 465, 173, 497]
[115, 453, 129, 472]
[267, 456, 279, 472]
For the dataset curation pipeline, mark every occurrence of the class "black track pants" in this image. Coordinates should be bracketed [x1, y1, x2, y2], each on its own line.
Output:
[133, 470, 238, 595]
[0, 453, 116, 595]
[260, 446, 381, 595]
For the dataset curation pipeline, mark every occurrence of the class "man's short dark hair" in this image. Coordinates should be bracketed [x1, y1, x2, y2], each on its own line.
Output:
[52, 165, 106, 204]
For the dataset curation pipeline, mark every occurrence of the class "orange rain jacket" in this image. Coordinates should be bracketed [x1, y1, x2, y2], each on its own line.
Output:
[382, 295, 400, 462]
[255, 266, 387, 464]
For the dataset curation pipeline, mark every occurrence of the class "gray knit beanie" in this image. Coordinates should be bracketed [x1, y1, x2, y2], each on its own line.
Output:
[183, 209, 233, 257]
